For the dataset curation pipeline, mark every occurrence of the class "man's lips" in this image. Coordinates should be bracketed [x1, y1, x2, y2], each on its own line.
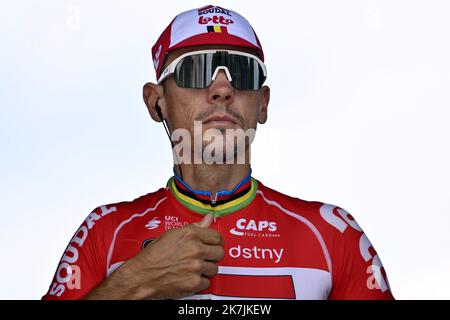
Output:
[202, 114, 238, 126]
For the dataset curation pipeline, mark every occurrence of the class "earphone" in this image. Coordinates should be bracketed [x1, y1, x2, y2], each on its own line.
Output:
[155, 101, 164, 121]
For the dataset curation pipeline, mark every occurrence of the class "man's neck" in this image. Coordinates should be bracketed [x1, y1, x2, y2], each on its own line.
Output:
[174, 163, 251, 196]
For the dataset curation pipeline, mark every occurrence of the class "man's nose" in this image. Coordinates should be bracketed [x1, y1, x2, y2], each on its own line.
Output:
[207, 70, 235, 105]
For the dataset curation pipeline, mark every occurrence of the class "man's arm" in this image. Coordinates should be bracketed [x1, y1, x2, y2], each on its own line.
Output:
[43, 211, 224, 300]
[42, 205, 116, 300]
[83, 213, 224, 300]
[318, 204, 394, 300]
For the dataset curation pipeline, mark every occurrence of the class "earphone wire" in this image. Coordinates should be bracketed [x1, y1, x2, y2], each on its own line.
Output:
[156, 103, 184, 181]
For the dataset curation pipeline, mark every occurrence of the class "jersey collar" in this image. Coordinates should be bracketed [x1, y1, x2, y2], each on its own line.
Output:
[168, 168, 258, 217]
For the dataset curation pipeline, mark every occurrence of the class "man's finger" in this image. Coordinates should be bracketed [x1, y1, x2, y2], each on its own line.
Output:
[200, 243, 225, 262]
[193, 212, 214, 228]
[197, 277, 211, 293]
[201, 261, 219, 278]
[194, 227, 223, 245]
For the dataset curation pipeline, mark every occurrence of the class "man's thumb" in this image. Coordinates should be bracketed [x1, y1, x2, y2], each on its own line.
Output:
[193, 213, 214, 228]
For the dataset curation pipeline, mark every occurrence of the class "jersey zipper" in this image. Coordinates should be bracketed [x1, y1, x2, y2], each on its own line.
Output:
[211, 192, 218, 205]
[211, 210, 219, 298]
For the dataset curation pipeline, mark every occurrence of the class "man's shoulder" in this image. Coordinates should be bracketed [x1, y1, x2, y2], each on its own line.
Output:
[255, 179, 355, 235]
[255, 179, 326, 214]
[87, 185, 168, 227]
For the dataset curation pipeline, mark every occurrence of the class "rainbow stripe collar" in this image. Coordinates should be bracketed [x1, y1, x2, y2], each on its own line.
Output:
[168, 171, 257, 217]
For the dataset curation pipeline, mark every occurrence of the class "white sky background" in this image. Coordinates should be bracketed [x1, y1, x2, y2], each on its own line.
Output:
[0, 0, 449, 299]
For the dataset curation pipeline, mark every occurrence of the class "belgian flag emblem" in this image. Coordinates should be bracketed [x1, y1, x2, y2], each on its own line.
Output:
[207, 25, 228, 33]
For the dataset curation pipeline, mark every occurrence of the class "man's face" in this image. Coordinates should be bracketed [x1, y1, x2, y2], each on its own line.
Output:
[144, 44, 270, 164]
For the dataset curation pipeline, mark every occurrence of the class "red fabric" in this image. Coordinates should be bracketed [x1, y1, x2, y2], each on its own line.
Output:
[42, 179, 394, 300]
[151, 17, 174, 77]
[211, 274, 295, 299]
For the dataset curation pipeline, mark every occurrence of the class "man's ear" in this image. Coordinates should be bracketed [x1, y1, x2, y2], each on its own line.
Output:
[143, 82, 166, 122]
[257, 85, 270, 124]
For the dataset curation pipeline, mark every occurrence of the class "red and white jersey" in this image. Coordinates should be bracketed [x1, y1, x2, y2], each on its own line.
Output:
[42, 174, 394, 300]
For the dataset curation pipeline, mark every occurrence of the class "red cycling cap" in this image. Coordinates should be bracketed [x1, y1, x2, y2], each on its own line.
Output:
[152, 5, 264, 81]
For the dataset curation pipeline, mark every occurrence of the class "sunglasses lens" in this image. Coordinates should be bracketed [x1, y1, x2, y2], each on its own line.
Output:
[175, 54, 211, 89]
[174, 52, 265, 90]
[228, 55, 265, 91]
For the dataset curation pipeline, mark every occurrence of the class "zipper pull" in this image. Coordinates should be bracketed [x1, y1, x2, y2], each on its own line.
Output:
[211, 192, 218, 205]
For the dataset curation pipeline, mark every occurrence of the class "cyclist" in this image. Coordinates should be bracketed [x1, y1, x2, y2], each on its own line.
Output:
[43, 5, 394, 300]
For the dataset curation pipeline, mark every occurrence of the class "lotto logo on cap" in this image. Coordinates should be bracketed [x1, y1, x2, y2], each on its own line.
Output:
[152, 5, 264, 80]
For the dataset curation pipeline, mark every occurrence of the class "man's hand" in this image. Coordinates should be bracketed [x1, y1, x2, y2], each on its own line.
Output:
[83, 213, 224, 300]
